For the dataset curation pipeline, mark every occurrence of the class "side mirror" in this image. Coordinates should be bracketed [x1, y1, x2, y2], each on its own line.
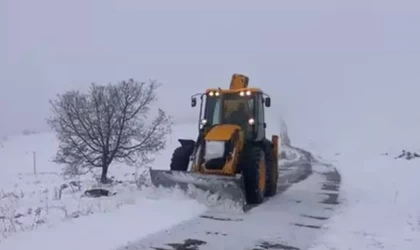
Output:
[265, 97, 271, 107]
[191, 97, 197, 107]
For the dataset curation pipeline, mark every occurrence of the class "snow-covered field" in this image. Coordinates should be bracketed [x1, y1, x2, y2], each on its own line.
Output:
[0, 123, 209, 249]
[291, 130, 420, 249]
[2, 117, 420, 249]
[0, 119, 294, 250]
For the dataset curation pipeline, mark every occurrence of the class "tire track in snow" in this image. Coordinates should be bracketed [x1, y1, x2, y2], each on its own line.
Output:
[119, 146, 341, 250]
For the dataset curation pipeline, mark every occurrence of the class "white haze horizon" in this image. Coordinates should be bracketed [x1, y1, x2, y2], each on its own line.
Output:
[3, 0, 420, 144]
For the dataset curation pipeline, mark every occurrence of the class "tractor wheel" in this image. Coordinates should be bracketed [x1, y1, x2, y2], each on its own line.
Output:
[264, 146, 278, 197]
[170, 146, 192, 171]
[242, 147, 266, 204]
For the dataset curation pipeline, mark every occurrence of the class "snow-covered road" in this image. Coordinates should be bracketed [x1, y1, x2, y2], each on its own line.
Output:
[120, 149, 341, 250]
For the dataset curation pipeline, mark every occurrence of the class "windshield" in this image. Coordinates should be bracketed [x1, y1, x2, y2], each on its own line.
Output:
[204, 93, 254, 128]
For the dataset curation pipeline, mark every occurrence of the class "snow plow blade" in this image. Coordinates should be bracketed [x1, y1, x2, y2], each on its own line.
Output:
[149, 169, 246, 206]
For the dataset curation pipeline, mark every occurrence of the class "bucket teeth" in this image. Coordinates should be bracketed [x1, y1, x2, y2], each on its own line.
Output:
[149, 169, 246, 206]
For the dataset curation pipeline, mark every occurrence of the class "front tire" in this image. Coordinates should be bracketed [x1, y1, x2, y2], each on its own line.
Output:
[265, 145, 278, 197]
[242, 147, 266, 204]
[170, 146, 193, 171]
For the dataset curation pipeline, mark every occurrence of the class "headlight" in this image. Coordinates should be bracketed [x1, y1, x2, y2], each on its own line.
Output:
[208, 91, 220, 96]
[248, 118, 255, 125]
[204, 141, 225, 161]
[199, 119, 207, 129]
[239, 90, 252, 96]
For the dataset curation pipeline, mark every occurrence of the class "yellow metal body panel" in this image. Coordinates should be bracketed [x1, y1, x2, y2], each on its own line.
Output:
[271, 135, 279, 159]
[270, 135, 279, 183]
[201, 129, 244, 175]
[204, 124, 241, 141]
[205, 72, 262, 94]
[230, 74, 249, 89]
[191, 124, 244, 175]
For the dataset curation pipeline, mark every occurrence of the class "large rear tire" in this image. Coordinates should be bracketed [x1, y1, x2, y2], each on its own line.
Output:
[265, 145, 278, 197]
[242, 147, 266, 204]
[170, 146, 192, 171]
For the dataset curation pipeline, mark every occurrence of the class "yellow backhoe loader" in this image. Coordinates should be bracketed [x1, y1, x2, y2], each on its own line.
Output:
[150, 74, 279, 206]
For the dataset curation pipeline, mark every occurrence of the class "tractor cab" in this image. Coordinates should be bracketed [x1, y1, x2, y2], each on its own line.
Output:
[191, 75, 271, 141]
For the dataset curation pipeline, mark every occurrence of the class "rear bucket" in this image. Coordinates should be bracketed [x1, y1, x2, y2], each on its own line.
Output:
[149, 169, 247, 206]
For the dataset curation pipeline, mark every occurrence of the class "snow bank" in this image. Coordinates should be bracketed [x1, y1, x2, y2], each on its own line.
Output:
[0, 189, 206, 250]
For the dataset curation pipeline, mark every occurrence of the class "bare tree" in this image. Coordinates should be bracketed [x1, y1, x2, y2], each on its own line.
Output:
[47, 79, 172, 183]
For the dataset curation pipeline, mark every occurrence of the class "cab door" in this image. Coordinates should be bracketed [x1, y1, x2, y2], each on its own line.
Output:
[255, 93, 266, 141]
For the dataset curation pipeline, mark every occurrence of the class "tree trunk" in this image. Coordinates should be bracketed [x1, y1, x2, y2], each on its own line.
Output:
[101, 163, 109, 183]
[100, 153, 110, 184]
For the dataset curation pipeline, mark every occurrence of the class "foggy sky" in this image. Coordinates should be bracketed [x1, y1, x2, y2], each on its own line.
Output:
[3, 0, 420, 139]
